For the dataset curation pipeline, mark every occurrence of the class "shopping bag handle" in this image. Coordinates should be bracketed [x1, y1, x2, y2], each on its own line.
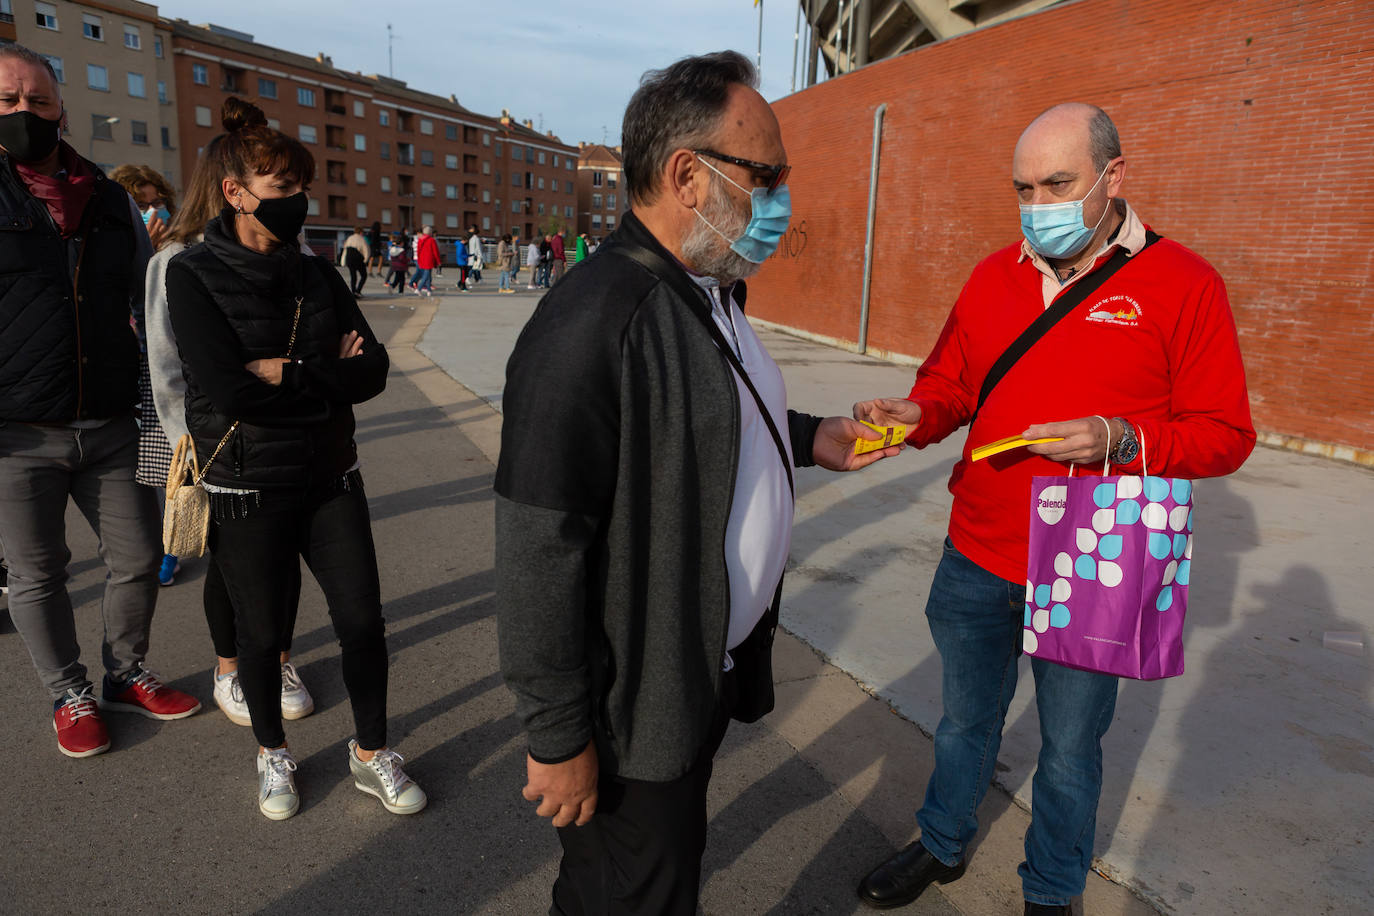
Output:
[1069, 416, 1148, 478]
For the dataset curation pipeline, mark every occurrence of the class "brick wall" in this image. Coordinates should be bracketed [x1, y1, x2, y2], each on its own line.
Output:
[749, 0, 1374, 459]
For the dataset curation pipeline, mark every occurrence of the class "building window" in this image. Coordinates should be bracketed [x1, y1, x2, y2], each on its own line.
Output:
[608, 174, 617, 189]
[564, 205, 573, 219]
[421, 211, 434, 226]
[443, 184, 456, 200]
[510, 200, 520, 214]
[605, 215, 616, 230]
[154, 35, 163, 58]
[267, 118, 279, 129]
[420, 181, 435, 198]
[127, 72, 145, 98]
[512, 146, 523, 162]
[565, 159, 573, 170]
[123, 25, 140, 49]
[537, 177, 545, 190]
[482, 216, 491, 230]
[446, 214, 458, 228]
[566, 180, 574, 194]
[553, 154, 560, 167]
[90, 114, 116, 141]
[356, 202, 367, 218]
[194, 105, 212, 127]
[161, 126, 172, 149]
[397, 143, 413, 165]
[511, 172, 520, 188]
[482, 161, 490, 176]
[380, 208, 391, 224]
[419, 118, 433, 135]
[297, 87, 316, 107]
[131, 120, 148, 145]
[156, 80, 167, 103]
[355, 167, 367, 184]
[592, 193, 602, 210]
[192, 63, 208, 85]
[42, 55, 64, 84]
[354, 133, 366, 152]
[35, 2, 58, 30]
[82, 13, 102, 41]
[482, 189, 491, 203]
[380, 142, 390, 160]
[380, 176, 391, 192]
[307, 198, 320, 216]
[592, 172, 603, 187]
[353, 99, 365, 117]
[379, 109, 390, 127]
[420, 150, 434, 166]
[299, 124, 317, 144]
[87, 65, 109, 91]
[592, 214, 602, 230]
[445, 124, 458, 141]
[258, 77, 277, 99]
[482, 132, 491, 146]
[444, 154, 458, 170]
[607, 194, 617, 210]
[537, 151, 546, 165]
[537, 202, 545, 216]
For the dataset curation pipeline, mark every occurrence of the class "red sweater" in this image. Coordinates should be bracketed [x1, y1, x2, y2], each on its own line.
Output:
[416, 233, 441, 269]
[909, 233, 1255, 583]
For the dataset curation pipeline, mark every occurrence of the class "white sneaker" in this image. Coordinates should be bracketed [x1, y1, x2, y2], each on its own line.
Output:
[348, 739, 427, 815]
[213, 668, 251, 727]
[257, 747, 300, 820]
[280, 662, 314, 720]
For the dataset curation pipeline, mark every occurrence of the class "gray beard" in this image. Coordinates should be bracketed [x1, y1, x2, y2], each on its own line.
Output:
[680, 176, 758, 285]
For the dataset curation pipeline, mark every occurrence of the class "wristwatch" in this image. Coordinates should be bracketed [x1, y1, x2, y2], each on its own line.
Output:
[1110, 417, 1139, 465]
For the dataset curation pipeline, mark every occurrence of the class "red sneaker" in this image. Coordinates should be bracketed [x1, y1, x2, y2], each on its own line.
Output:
[100, 666, 202, 720]
[54, 687, 111, 758]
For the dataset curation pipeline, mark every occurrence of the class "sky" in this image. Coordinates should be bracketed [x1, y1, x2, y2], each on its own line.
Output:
[164, 0, 819, 148]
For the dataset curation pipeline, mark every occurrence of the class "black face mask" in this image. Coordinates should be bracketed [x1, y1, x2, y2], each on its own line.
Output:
[240, 187, 309, 243]
[0, 110, 63, 163]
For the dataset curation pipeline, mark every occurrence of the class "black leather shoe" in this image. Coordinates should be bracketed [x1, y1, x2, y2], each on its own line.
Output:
[857, 840, 966, 909]
[1024, 903, 1071, 915]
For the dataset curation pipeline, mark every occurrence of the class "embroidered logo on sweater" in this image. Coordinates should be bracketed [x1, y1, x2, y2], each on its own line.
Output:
[1086, 293, 1143, 327]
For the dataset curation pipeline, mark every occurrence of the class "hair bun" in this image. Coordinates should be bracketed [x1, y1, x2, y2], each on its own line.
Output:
[221, 96, 268, 133]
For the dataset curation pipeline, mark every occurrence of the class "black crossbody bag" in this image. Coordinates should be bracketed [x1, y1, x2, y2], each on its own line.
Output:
[972, 231, 1160, 421]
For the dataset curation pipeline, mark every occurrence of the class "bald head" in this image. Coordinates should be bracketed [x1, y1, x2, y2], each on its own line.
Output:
[1017, 103, 1120, 173]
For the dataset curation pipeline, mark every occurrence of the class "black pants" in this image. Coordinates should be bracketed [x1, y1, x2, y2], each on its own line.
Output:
[348, 264, 366, 295]
[202, 551, 300, 660]
[209, 473, 388, 750]
[550, 671, 736, 916]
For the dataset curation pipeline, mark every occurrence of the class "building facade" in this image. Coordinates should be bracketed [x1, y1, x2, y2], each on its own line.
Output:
[167, 20, 577, 256]
[10, 0, 180, 181]
[575, 143, 627, 241]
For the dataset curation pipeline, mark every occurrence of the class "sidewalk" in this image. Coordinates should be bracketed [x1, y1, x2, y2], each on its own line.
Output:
[418, 280, 1374, 915]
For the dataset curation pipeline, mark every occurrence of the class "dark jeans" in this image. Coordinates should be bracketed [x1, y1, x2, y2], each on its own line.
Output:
[916, 539, 1119, 907]
[209, 473, 387, 750]
[202, 552, 300, 660]
[551, 670, 736, 915]
[388, 267, 408, 292]
[347, 264, 366, 295]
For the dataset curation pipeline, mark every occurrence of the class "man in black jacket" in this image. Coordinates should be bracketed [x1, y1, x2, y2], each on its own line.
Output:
[0, 46, 199, 760]
[495, 51, 901, 914]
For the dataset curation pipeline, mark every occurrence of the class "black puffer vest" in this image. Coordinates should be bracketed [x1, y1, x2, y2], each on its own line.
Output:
[0, 150, 140, 422]
[173, 211, 358, 489]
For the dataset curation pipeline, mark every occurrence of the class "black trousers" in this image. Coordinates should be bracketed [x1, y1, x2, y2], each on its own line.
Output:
[348, 264, 366, 294]
[209, 473, 388, 750]
[550, 671, 737, 916]
[202, 551, 300, 660]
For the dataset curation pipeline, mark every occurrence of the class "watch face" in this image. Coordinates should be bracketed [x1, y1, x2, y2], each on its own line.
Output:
[1117, 439, 1139, 464]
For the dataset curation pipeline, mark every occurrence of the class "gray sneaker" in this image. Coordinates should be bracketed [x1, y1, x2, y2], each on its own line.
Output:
[348, 739, 427, 815]
[257, 747, 300, 820]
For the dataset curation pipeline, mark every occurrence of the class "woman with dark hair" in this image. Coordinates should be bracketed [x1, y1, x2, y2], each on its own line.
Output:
[366, 220, 383, 276]
[166, 97, 425, 821]
[145, 133, 314, 732]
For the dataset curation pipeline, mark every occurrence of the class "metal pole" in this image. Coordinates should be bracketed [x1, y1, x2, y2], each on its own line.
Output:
[858, 103, 886, 354]
[837, 0, 846, 74]
[790, 0, 801, 93]
[854, 0, 872, 67]
[387, 24, 393, 78]
[846, 0, 857, 73]
[757, 0, 764, 78]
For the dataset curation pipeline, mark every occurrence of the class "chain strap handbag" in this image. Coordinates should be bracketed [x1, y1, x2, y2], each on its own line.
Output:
[160, 296, 303, 557]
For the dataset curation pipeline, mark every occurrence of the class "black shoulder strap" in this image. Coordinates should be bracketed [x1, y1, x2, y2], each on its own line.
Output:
[609, 242, 795, 496]
[974, 230, 1160, 418]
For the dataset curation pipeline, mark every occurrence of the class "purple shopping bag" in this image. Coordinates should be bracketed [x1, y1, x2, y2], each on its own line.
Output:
[1022, 459, 1193, 680]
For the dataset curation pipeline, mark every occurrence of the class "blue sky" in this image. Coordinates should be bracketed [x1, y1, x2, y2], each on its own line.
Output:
[169, 0, 815, 147]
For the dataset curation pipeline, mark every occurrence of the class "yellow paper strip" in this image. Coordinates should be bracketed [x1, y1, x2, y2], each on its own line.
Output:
[854, 420, 907, 455]
[970, 435, 1064, 462]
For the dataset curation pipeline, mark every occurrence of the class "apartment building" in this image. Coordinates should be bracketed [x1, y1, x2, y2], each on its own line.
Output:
[167, 19, 577, 254]
[575, 143, 627, 241]
[10, 0, 180, 181]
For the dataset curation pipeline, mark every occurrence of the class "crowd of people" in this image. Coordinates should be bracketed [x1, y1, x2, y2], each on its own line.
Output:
[0, 38, 1257, 915]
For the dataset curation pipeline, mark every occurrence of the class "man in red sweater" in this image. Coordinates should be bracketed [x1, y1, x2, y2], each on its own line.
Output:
[412, 224, 441, 297]
[852, 103, 1254, 915]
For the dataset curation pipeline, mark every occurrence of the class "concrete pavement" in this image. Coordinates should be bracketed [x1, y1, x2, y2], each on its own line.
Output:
[418, 276, 1374, 916]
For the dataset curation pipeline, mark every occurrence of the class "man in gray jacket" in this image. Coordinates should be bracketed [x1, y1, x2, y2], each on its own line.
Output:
[495, 51, 900, 914]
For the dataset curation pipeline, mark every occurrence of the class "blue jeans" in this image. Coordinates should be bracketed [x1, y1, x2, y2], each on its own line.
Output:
[412, 268, 433, 292]
[916, 539, 1118, 907]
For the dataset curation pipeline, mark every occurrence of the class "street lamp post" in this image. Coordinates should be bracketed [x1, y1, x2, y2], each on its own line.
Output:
[88, 116, 119, 163]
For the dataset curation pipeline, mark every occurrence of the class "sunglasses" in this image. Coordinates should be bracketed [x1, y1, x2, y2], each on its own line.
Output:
[693, 149, 791, 192]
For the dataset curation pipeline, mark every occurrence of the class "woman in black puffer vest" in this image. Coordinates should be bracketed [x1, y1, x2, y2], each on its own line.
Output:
[167, 98, 426, 821]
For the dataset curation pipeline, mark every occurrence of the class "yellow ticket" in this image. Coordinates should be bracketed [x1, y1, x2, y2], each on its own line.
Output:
[854, 421, 906, 455]
[970, 434, 1064, 462]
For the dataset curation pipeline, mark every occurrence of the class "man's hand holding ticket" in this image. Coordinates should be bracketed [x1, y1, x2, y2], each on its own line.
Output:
[854, 420, 907, 456]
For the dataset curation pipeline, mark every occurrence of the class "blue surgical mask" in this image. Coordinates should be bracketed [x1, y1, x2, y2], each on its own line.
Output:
[1019, 165, 1111, 259]
[693, 156, 791, 264]
[143, 205, 171, 224]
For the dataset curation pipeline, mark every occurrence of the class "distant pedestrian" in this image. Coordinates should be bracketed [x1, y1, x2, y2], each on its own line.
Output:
[467, 225, 484, 284]
[341, 226, 369, 296]
[454, 236, 469, 289]
[413, 225, 440, 297]
[366, 220, 383, 276]
[549, 229, 566, 284]
[574, 231, 589, 265]
[525, 237, 540, 289]
[496, 233, 516, 293]
[538, 235, 553, 288]
[387, 234, 410, 292]
[509, 231, 522, 284]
